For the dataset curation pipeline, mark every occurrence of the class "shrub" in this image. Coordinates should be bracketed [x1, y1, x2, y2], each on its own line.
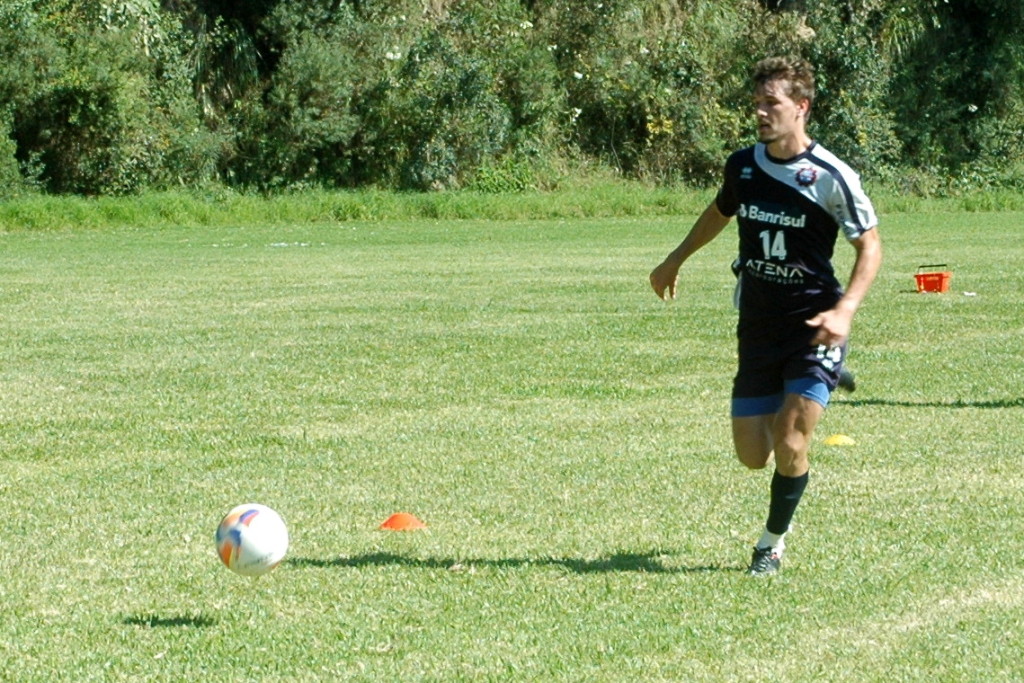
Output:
[806, 25, 903, 174]
[0, 117, 27, 198]
[246, 29, 364, 189]
[536, 1, 807, 186]
[5, 2, 220, 194]
[4, 0, 1024, 195]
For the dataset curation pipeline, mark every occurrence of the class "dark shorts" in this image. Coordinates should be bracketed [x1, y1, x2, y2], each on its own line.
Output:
[731, 315, 846, 417]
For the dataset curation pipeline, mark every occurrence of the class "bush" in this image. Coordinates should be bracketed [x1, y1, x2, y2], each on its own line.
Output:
[352, 0, 560, 191]
[805, 6, 903, 174]
[536, 1, 807, 185]
[4, 2, 220, 194]
[0, 117, 27, 198]
[224, 0, 560, 191]
[3, 0, 1024, 195]
[15, 33, 165, 194]
[242, 29, 364, 189]
[887, 0, 1024, 176]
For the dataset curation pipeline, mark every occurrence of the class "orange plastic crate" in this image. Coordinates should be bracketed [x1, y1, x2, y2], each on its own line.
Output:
[915, 265, 951, 293]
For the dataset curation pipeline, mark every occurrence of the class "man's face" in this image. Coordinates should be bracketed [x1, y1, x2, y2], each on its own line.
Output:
[754, 79, 808, 145]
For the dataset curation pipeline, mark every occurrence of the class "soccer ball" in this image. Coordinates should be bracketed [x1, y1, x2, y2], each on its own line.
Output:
[215, 503, 289, 577]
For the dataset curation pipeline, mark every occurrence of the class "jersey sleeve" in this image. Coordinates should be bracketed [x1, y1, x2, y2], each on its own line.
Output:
[829, 168, 878, 241]
[714, 150, 744, 218]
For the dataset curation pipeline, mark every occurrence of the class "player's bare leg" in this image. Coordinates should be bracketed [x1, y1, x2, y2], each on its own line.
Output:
[732, 415, 774, 470]
[734, 394, 824, 575]
[771, 394, 822, 477]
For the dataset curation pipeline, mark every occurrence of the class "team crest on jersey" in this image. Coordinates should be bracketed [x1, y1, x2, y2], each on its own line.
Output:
[741, 166, 754, 180]
[795, 167, 817, 187]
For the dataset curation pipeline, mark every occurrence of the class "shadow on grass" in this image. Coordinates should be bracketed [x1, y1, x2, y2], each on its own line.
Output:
[122, 614, 217, 628]
[838, 397, 1024, 409]
[288, 551, 737, 575]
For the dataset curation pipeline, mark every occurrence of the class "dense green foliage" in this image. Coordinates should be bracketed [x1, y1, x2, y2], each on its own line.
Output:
[1, 0, 1022, 195]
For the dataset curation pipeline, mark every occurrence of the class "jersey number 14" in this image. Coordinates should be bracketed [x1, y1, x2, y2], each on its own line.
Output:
[759, 230, 787, 260]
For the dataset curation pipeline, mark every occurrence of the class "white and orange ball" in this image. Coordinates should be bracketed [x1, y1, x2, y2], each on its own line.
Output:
[215, 503, 289, 577]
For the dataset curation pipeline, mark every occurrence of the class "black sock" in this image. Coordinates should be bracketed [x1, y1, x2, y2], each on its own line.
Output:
[765, 470, 809, 535]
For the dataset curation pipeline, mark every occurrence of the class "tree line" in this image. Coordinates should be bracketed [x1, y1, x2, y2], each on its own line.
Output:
[1, 0, 1021, 196]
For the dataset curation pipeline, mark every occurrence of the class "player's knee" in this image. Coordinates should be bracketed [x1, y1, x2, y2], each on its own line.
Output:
[775, 433, 809, 460]
[773, 438, 809, 476]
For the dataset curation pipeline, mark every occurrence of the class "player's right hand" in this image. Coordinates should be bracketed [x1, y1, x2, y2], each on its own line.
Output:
[649, 260, 679, 300]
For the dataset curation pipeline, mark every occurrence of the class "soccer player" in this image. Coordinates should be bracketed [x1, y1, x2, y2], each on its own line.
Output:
[649, 56, 882, 576]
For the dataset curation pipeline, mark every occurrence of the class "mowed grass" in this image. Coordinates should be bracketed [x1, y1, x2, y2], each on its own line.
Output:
[0, 209, 1021, 680]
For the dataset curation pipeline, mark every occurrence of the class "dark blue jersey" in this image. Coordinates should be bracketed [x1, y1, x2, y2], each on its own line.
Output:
[716, 142, 877, 319]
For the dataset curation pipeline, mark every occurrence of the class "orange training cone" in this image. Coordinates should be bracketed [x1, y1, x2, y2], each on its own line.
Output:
[379, 512, 427, 530]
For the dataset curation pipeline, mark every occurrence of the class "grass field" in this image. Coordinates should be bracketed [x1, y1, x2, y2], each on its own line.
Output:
[0, 206, 1022, 680]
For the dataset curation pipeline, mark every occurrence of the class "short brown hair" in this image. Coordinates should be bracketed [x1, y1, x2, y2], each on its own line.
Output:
[753, 56, 816, 107]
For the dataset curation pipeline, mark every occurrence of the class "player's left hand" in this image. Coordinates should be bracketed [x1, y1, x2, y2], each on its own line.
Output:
[805, 307, 852, 347]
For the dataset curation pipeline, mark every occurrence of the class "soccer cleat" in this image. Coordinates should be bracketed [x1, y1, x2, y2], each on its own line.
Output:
[837, 368, 856, 393]
[747, 546, 781, 577]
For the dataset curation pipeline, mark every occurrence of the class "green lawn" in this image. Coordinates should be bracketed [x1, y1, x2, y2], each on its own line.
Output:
[0, 209, 1021, 680]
